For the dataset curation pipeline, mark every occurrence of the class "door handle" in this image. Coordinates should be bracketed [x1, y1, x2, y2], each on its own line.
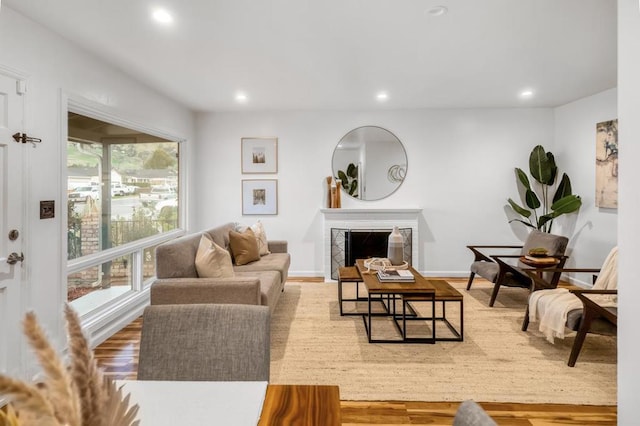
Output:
[6, 252, 24, 265]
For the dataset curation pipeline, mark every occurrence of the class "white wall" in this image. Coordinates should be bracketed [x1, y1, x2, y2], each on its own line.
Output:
[553, 88, 618, 281]
[195, 108, 561, 276]
[0, 7, 195, 351]
[617, 0, 640, 420]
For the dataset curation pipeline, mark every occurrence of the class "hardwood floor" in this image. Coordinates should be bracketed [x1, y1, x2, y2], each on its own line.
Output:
[95, 281, 617, 425]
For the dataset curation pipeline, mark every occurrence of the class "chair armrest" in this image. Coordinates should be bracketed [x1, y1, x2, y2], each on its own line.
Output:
[522, 267, 601, 291]
[492, 254, 569, 261]
[528, 267, 601, 274]
[570, 289, 617, 295]
[268, 240, 288, 253]
[467, 245, 523, 249]
[490, 255, 524, 275]
[467, 245, 522, 263]
[570, 289, 618, 325]
[150, 277, 261, 306]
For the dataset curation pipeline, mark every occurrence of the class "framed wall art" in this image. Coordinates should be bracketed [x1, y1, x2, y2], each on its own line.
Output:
[595, 119, 618, 209]
[242, 179, 278, 215]
[241, 137, 278, 174]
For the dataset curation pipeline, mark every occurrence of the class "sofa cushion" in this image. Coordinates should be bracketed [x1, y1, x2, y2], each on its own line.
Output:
[233, 252, 291, 285]
[195, 234, 235, 278]
[204, 222, 237, 250]
[251, 221, 271, 256]
[156, 232, 203, 279]
[229, 228, 260, 266]
[234, 271, 281, 313]
[237, 221, 271, 256]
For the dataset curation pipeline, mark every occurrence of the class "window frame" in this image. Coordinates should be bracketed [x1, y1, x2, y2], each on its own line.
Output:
[61, 93, 187, 325]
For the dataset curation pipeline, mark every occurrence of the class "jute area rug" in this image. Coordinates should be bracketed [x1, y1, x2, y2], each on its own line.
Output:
[269, 280, 617, 405]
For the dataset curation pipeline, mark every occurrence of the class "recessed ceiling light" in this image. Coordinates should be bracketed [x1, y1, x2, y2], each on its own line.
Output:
[426, 6, 448, 17]
[376, 92, 389, 102]
[152, 9, 173, 24]
[519, 89, 534, 99]
[235, 93, 248, 103]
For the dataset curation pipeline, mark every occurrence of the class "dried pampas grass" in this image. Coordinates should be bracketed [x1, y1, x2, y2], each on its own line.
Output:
[0, 305, 139, 426]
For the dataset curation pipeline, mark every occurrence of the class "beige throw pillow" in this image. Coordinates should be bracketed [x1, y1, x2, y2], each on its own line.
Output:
[251, 221, 271, 256]
[195, 234, 235, 278]
[229, 228, 260, 266]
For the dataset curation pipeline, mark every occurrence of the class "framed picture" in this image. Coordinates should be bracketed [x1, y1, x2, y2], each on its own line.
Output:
[595, 119, 618, 209]
[242, 179, 278, 215]
[241, 137, 278, 174]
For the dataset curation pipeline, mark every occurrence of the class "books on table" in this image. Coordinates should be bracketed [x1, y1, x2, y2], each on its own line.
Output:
[523, 255, 558, 264]
[377, 269, 415, 282]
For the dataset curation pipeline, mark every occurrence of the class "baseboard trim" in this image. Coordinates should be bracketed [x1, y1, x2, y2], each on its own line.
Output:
[82, 290, 150, 348]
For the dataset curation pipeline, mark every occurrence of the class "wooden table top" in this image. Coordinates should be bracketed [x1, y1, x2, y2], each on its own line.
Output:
[259, 384, 341, 426]
[428, 278, 464, 301]
[355, 259, 436, 295]
[354, 259, 463, 300]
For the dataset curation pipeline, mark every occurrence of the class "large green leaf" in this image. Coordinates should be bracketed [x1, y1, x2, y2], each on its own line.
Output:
[551, 195, 582, 214]
[525, 189, 541, 209]
[515, 168, 531, 189]
[553, 173, 573, 203]
[529, 145, 553, 184]
[349, 180, 358, 196]
[537, 213, 558, 230]
[346, 163, 358, 179]
[337, 171, 348, 185]
[508, 198, 532, 218]
[546, 152, 558, 185]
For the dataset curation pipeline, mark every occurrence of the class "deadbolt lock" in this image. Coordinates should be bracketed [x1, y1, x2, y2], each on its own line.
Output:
[9, 229, 19, 241]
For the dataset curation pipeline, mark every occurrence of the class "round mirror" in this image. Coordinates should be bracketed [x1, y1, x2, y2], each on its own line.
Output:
[332, 126, 407, 201]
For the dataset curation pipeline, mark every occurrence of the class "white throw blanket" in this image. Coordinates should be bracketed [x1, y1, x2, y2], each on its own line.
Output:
[528, 246, 618, 343]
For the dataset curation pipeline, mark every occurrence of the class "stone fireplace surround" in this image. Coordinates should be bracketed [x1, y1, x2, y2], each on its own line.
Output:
[320, 208, 421, 281]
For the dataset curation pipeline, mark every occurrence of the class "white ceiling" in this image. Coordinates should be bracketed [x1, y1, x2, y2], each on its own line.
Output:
[4, 0, 617, 112]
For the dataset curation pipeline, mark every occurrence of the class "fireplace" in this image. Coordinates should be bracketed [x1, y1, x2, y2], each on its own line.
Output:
[321, 208, 422, 281]
[330, 228, 412, 280]
[347, 230, 390, 266]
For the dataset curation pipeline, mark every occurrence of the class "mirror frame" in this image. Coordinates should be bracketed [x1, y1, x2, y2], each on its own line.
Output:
[332, 126, 407, 201]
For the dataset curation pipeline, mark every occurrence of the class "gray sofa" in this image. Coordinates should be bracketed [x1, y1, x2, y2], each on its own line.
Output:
[150, 222, 290, 312]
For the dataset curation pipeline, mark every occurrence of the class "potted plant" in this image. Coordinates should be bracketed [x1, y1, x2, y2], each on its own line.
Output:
[508, 145, 582, 232]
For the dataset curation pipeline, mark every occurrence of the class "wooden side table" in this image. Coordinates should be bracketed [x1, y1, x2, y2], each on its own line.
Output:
[337, 266, 365, 316]
[519, 256, 560, 278]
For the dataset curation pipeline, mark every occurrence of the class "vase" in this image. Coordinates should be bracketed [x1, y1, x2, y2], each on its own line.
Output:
[330, 179, 337, 208]
[324, 176, 332, 208]
[387, 226, 404, 265]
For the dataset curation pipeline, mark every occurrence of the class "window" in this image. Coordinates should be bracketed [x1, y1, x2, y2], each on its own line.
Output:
[66, 111, 183, 311]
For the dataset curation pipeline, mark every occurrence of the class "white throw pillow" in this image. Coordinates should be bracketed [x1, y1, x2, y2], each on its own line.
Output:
[195, 234, 235, 278]
[250, 220, 271, 256]
[236, 221, 271, 256]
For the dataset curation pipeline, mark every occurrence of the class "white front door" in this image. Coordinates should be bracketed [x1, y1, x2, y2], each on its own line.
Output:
[0, 72, 26, 377]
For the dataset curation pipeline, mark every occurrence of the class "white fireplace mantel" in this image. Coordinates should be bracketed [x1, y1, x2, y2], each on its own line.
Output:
[320, 208, 422, 219]
[320, 208, 422, 281]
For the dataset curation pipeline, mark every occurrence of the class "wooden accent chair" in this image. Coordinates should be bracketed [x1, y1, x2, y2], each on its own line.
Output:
[523, 247, 617, 367]
[466, 230, 569, 306]
[138, 304, 270, 381]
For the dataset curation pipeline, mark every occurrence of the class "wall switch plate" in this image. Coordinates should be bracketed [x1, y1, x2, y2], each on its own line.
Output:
[40, 200, 55, 219]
